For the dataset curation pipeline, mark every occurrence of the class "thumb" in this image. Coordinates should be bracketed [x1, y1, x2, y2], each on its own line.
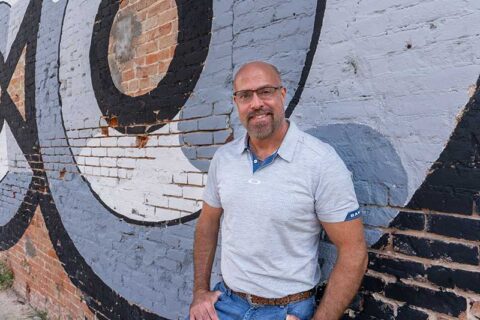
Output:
[214, 290, 222, 299]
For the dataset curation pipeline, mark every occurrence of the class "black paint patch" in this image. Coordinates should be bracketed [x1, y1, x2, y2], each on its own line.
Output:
[285, 0, 326, 118]
[360, 275, 384, 293]
[385, 282, 467, 317]
[392, 234, 479, 265]
[407, 76, 480, 214]
[0, 0, 42, 250]
[90, 0, 213, 134]
[426, 214, 480, 241]
[389, 211, 425, 231]
[474, 194, 480, 213]
[344, 295, 395, 319]
[396, 305, 428, 320]
[370, 233, 389, 250]
[368, 253, 426, 280]
[427, 266, 480, 294]
[360, 296, 395, 320]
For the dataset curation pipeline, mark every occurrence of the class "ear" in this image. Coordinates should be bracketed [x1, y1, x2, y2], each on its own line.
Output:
[280, 86, 287, 99]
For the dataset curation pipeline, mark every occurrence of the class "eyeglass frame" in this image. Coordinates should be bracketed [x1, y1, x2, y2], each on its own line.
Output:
[233, 86, 283, 103]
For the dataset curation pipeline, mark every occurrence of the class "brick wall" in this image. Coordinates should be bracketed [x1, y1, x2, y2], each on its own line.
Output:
[0, 207, 94, 319]
[0, 0, 479, 319]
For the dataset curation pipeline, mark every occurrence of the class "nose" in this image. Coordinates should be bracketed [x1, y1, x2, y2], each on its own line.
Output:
[250, 91, 263, 109]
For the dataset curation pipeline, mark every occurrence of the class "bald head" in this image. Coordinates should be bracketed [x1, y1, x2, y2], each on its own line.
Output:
[233, 61, 282, 90]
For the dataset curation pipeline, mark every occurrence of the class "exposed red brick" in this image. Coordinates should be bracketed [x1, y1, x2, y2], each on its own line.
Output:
[471, 301, 480, 317]
[0, 207, 94, 319]
[108, 116, 119, 127]
[108, 0, 178, 97]
[147, 0, 171, 18]
[136, 135, 149, 148]
[6, 46, 26, 120]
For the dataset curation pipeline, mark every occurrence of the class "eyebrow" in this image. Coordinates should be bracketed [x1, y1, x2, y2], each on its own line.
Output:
[234, 85, 281, 92]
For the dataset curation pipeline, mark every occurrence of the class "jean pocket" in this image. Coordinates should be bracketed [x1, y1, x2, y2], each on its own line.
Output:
[213, 282, 227, 302]
[286, 296, 316, 320]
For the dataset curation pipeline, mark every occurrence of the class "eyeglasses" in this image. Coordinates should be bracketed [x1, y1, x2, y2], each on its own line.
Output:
[233, 86, 282, 104]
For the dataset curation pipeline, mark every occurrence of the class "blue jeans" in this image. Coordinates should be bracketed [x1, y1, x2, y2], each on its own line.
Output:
[189, 281, 316, 320]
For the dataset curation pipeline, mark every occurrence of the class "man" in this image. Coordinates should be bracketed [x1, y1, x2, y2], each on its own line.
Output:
[188, 61, 368, 320]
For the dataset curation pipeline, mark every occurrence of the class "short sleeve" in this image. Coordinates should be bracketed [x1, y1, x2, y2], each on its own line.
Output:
[315, 147, 360, 222]
[202, 153, 222, 208]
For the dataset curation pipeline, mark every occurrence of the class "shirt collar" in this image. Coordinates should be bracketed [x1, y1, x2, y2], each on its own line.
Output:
[234, 133, 249, 155]
[236, 120, 300, 163]
[277, 121, 300, 162]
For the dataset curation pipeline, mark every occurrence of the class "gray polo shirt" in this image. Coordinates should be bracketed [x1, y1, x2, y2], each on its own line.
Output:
[203, 121, 359, 298]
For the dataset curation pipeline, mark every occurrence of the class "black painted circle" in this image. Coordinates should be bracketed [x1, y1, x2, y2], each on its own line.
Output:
[90, 0, 213, 134]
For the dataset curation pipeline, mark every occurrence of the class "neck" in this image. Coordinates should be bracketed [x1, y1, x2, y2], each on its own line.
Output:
[249, 120, 289, 158]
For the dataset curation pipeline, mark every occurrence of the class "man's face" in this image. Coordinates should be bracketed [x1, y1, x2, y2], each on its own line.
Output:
[233, 63, 287, 140]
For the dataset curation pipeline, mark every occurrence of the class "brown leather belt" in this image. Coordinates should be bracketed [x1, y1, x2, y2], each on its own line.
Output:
[225, 283, 315, 306]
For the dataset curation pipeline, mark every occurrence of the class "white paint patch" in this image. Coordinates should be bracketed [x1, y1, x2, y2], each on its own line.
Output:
[75, 117, 204, 222]
[0, 121, 32, 181]
[3, 0, 29, 58]
[0, 123, 8, 181]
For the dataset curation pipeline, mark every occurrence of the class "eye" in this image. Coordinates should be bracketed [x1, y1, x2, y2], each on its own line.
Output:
[258, 88, 272, 95]
[238, 91, 253, 100]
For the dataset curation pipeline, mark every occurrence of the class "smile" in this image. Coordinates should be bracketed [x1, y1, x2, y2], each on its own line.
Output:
[249, 113, 271, 120]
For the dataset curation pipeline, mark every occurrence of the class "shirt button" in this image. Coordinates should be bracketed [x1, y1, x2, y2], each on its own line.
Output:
[253, 160, 258, 163]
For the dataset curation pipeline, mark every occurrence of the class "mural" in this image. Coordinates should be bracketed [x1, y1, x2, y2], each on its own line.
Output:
[0, 0, 479, 319]
[0, 0, 39, 249]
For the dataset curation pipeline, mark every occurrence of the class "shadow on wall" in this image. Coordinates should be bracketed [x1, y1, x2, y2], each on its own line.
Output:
[307, 123, 408, 232]
[306, 124, 408, 280]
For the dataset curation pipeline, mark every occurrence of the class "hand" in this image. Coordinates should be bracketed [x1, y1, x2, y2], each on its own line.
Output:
[286, 315, 300, 320]
[188, 289, 222, 320]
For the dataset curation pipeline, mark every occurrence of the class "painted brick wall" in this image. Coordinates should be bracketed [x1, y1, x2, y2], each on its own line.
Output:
[0, 0, 479, 319]
[1, 207, 95, 319]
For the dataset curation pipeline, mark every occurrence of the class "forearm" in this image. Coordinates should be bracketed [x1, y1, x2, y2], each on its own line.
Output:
[193, 214, 220, 294]
[314, 247, 368, 320]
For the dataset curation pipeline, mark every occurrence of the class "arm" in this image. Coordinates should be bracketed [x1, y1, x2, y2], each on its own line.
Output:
[313, 218, 368, 320]
[189, 202, 223, 320]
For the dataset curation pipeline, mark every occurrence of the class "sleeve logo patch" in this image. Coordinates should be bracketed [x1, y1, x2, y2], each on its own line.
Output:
[345, 208, 361, 221]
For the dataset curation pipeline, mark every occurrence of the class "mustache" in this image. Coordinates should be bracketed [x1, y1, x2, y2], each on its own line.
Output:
[247, 108, 273, 120]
